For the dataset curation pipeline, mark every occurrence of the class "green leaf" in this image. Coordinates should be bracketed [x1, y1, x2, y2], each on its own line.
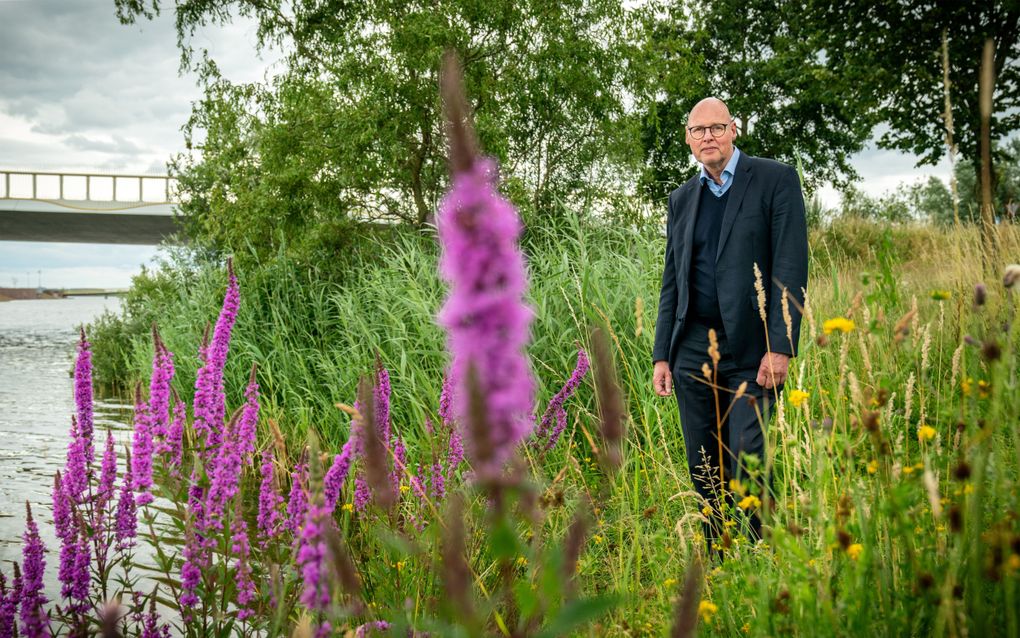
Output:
[535, 594, 622, 638]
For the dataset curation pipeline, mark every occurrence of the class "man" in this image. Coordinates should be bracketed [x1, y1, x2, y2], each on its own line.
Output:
[652, 97, 808, 550]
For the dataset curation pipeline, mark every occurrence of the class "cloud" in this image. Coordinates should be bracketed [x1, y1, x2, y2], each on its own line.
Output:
[0, 0, 280, 174]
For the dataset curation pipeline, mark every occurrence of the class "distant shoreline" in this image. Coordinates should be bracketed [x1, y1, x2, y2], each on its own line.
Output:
[0, 288, 127, 301]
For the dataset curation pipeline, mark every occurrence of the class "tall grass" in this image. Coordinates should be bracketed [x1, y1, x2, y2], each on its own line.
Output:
[85, 217, 1020, 635]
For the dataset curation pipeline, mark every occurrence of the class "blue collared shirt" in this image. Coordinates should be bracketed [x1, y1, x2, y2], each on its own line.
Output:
[698, 147, 741, 198]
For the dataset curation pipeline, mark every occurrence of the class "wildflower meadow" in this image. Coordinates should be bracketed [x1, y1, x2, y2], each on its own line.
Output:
[2, 62, 1020, 638]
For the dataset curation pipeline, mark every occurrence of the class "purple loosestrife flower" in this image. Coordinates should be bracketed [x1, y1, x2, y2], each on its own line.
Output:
[428, 462, 446, 501]
[323, 440, 355, 512]
[257, 451, 283, 547]
[389, 435, 407, 496]
[296, 502, 331, 612]
[179, 527, 203, 610]
[354, 621, 391, 637]
[96, 431, 117, 531]
[69, 527, 90, 614]
[205, 417, 242, 531]
[131, 386, 155, 506]
[148, 329, 175, 445]
[63, 418, 87, 503]
[192, 261, 240, 454]
[534, 348, 590, 450]
[165, 399, 185, 473]
[19, 503, 49, 638]
[52, 473, 72, 543]
[235, 368, 260, 462]
[353, 476, 371, 512]
[0, 572, 16, 638]
[438, 376, 453, 426]
[436, 156, 536, 476]
[74, 329, 95, 466]
[286, 463, 309, 536]
[230, 514, 256, 618]
[447, 426, 464, 476]
[115, 456, 137, 550]
[374, 365, 392, 445]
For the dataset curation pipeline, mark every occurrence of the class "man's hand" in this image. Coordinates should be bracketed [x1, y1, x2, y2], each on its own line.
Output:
[653, 360, 673, 396]
[756, 352, 790, 389]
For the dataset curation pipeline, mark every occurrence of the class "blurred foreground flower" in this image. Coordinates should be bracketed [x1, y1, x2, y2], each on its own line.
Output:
[788, 389, 810, 408]
[822, 317, 855, 335]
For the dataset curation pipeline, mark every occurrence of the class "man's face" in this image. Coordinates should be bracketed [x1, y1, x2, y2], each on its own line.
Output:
[685, 104, 737, 169]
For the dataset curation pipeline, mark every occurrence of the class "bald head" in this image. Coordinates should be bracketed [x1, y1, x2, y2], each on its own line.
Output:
[687, 97, 731, 124]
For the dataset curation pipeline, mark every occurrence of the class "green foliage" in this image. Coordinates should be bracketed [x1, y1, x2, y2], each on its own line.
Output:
[117, 0, 643, 262]
[803, 1, 1020, 187]
[635, 0, 877, 198]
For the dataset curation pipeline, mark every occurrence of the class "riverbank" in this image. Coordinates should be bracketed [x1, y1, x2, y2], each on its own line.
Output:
[0, 287, 65, 301]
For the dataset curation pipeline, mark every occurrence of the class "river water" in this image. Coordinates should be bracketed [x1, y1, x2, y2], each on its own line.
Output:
[0, 296, 132, 596]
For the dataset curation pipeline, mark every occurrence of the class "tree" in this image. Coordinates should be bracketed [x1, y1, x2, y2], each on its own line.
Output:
[803, 1, 1020, 199]
[116, 0, 638, 258]
[634, 0, 879, 199]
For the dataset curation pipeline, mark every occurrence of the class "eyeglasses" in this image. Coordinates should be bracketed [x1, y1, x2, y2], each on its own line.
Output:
[687, 120, 733, 140]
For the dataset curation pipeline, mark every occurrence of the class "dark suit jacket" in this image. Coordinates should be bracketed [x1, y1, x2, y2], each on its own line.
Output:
[652, 153, 809, 369]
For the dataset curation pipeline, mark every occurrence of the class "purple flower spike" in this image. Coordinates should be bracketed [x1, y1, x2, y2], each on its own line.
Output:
[192, 260, 240, 454]
[389, 435, 407, 496]
[179, 527, 203, 610]
[74, 329, 95, 467]
[231, 514, 256, 618]
[257, 450, 283, 547]
[115, 455, 137, 550]
[428, 461, 446, 501]
[148, 329, 175, 445]
[165, 398, 185, 472]
[0, 571, 17, 638]
[352, 476, 371, 512]
[235, 367, 260, 462]
[374, 365, 392, 445]
[535, 348, 590, 450]
[286, 463, 309, 536]
[63, 418, 87, 503]
[438, 376, 453, 427]
[19, 503, 49, 638]
[69, 527, 90, 614]
[446, 426, 464, 476]
[437, 157, 536, 477]
[131, 386, 155, 506]
[296, 502, 331, 612]
[323, 440, 355, 512]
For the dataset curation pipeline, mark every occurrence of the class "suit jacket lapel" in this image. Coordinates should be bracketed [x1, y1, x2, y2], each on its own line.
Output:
[716, 155, 752, 262]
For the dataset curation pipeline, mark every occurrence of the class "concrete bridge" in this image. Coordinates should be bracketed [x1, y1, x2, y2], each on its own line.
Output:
[0, 169, 182, 245]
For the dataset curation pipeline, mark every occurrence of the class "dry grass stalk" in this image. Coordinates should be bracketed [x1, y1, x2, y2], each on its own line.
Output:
[782, 287, 794, 352]
[801, 286, 816, 342]
[358, 377, 395, 511]
[635, 296, 644, 338]
[441, 50, 478, 173]
[441, 493, 475, 623]
[753, 263, 767, 322]
[904, 372, 916, 427]
[563, 505, 590, 598]
[592, 326, 624, 474]
[669, 556, 704, 638]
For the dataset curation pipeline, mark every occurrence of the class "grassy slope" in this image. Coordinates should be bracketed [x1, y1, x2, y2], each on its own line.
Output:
[94, 218, 1020, 635]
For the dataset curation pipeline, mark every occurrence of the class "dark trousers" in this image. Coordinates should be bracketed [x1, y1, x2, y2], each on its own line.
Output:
[672, 320, 780, 552]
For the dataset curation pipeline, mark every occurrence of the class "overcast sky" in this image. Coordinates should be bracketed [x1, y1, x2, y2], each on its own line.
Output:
[0, 0, 952, 288]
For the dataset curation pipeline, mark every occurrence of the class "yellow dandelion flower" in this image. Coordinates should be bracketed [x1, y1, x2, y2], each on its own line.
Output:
[1007, 555, 1020, 571]
[962, 377, 973, 396]
[788, 389, 810, 408]
[930, 290, 951, 301]
[738, 495, 761, 510]
[917, 425, 937, 441]
[515, 556, 528, 567]
[822, 317, 855, 335]
[866, 460, 879, 474]
[702, 505, 713, 517]
[395, 561, 405, 571]
[399, 484, 410, 494]
[724, 520, 737, 528]
[663, 578, 678, 588]
[964, 483, 974, 494]
[846, 543, 863, 560]
[592, 534, 604, 545]
[978, 380, 991, 399]
[729, 479, 747, 495]
[903, 465, 916, 475]
[342, 503, 354, 512]
[698, 600, 719, 624]
[742, 622, 751, 634]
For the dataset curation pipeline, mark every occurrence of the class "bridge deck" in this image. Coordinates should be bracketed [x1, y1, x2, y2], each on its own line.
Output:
[0, 198, 181, 245]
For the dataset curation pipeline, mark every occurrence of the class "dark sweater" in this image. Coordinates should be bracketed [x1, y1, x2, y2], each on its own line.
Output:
[688, 184, 729, 324]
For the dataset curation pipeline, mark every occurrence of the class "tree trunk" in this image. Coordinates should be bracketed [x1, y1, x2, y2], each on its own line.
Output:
[979, 38, 998, 274]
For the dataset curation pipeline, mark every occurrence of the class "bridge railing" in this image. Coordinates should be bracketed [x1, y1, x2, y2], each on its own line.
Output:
[0, 170, 178, 204]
